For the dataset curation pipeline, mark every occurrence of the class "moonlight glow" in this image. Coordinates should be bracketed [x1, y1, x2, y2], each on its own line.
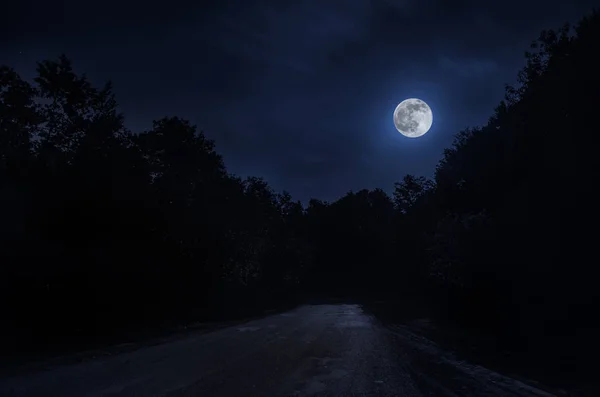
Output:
[393, 98, 433, 138]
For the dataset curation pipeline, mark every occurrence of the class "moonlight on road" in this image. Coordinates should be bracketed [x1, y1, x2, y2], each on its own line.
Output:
[393, 98, 433, 138]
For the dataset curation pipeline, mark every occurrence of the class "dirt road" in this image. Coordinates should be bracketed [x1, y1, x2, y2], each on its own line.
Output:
[0, 304, 556, 396]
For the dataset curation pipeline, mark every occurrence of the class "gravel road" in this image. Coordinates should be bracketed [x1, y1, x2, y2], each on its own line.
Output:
[0, 304, 557, 396]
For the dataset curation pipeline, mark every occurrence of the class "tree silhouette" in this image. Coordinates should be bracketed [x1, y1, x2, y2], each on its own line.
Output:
[393, 174, 434, 214]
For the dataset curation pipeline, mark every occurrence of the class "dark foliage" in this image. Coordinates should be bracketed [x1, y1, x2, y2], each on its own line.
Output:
[1, 10, 599, 392]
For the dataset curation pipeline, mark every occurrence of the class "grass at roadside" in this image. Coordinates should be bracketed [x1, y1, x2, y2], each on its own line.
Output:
[361, 299, 594, 397]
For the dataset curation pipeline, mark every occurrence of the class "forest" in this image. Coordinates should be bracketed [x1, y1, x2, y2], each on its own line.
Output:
[1, 10, 598, 392]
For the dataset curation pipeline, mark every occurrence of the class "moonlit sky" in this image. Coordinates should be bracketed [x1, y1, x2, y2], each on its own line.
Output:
[2, 0, 596, 202]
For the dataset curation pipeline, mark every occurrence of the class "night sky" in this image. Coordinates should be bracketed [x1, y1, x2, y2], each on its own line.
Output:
[3, 0, 596, 202]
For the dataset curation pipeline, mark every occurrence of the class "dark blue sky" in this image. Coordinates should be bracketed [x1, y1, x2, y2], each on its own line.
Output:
[3, 0, 596, 202]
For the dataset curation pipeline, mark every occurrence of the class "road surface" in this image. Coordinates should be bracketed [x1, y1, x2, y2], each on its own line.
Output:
[0, 304, 556, 396]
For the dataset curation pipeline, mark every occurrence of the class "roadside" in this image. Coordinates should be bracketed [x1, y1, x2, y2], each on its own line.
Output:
[361, 299, 594, 397]
[1, 294, 347, 376]
[0, 302, 299, 379]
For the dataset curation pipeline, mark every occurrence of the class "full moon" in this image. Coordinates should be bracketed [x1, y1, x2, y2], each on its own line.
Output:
[393, 98, 433, 138]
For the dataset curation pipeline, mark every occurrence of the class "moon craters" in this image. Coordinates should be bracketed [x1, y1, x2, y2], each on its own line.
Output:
[393, 98, 433, 138]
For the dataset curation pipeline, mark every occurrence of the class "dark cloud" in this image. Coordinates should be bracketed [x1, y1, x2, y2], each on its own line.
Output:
[2, 0, 597, 202]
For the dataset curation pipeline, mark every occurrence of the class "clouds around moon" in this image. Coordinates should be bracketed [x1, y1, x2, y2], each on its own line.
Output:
[4, 0, 597, 202]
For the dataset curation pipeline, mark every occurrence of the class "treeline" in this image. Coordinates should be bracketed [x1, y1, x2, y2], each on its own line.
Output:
[418, 12, 600, 387]
[2, 10, 599, 389]
[0, 58, 313, 350]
